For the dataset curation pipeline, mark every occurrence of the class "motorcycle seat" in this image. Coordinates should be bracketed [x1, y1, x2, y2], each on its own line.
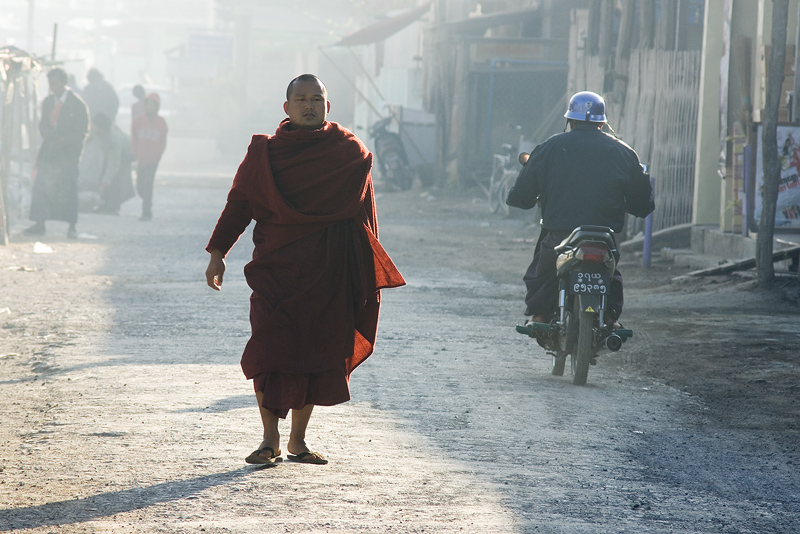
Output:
[555, 225, 617, 254]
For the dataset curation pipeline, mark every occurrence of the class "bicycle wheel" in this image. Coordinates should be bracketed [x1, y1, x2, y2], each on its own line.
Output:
[496, 170, 514, 217]
[488, 158, 504, 213]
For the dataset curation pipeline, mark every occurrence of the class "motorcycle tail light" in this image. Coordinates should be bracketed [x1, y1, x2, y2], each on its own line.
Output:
[576, 243, 610, 263]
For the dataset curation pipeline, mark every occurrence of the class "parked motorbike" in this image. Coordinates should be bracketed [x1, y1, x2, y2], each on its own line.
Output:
[370, 117, 414, 191]
[514, 154, 632, 385]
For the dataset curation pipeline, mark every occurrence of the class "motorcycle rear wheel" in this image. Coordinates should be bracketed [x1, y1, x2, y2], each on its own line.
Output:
[571, 307, 592, 386]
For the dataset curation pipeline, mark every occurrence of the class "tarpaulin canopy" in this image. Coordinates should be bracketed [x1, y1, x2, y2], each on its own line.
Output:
[335, 2, 431, 46]
[440, 6, 542, 35]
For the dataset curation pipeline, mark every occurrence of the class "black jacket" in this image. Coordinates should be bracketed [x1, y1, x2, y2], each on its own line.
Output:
[38, 90, 89, 168]
[506, 123, 654, 232]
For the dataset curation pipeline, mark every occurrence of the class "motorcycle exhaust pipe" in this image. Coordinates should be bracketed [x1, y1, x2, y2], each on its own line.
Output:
[603, 333, 623, 352]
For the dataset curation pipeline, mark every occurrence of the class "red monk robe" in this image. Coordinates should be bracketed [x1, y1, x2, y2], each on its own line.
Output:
[207, 119, 405, 417]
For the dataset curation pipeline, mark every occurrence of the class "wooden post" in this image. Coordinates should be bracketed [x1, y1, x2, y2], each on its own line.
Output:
[27, 0, 35, 52]
[597, 0, 615, 80]
[587, 0, 602, 56]
[794, 2, 800, 122]
[51, 23, 57, 61]
[638, 0, 655, 49]
[0, 70, 12, 245]
[449, 43, 470, 187]
[757, 0, 790, 286]
[657, 1, 677, 51]
[675, 0, 691, 50]
[0, 191, 8, 245]
[612, 0, 636, 107]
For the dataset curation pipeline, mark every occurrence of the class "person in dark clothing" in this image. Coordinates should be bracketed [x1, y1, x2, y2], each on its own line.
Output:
[130, 84, 146, 127]
[25, 67, 89, 239]
[506, 91, 654, 326]
[99, 123, 136, 214]
[82, 68, 119, 122]
[78, 113, 135, 214]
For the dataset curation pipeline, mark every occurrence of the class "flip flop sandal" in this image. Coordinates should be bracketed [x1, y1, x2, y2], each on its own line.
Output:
[245, 447, 281, 466]
[287, 451, 328, 465]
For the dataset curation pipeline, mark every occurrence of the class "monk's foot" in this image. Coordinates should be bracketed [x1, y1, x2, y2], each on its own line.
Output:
[286, 437, 328, 464]
[258, 437, 280, 454]
[286, 438, 310, 457]
[245, 438, 282, 465]
[245, 446, 282, 465]
[287, 450, 328, 464]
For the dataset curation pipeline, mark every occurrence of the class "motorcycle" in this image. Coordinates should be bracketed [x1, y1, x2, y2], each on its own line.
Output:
[514, 155, 633, 385]
[370, 117, 414, 191]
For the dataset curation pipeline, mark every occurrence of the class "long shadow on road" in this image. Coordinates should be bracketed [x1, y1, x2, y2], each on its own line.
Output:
[0, 467, 263, 532]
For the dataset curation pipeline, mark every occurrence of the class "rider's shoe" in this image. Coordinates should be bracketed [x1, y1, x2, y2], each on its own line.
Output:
[526, 314, 548, 325]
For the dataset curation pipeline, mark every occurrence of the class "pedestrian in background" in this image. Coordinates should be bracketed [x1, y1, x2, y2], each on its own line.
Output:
[205, 74, 405, 466]
[82, 68, 119, 122]
[78, 112, 135, 215]
[130, 84, 146, 124]
[131, 92, 167, 221]
[25, 67, 89, 239]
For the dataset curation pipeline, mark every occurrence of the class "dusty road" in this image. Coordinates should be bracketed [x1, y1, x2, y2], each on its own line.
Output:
[1, 169, 800, 533]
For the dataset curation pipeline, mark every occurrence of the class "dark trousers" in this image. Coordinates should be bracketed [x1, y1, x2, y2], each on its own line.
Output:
[29, 162, 79, 225]
[523, 229, 624, 320]
[136, 163, 158, 216]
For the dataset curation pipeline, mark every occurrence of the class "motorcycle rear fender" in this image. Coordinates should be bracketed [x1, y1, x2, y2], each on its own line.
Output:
[554, 226, 618, 255]
[576, 294, 603, 314]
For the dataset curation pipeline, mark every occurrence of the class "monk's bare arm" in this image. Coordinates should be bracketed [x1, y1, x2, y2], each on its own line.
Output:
[205, 249, 226, 290]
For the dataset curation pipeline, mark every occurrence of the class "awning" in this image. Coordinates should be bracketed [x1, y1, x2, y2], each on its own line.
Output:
[440, 7, 542, 35]
[335, 2, 432, 46]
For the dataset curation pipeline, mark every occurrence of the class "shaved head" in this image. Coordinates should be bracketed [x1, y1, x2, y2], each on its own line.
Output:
[286, 74, 327, 101]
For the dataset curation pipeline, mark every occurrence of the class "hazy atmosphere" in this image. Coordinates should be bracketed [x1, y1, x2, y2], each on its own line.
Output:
[1, 0, 424, 167]
[3, 1, 800, 532]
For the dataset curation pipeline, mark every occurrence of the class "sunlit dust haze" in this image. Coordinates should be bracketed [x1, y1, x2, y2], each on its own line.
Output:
[1, 0, 427, 172]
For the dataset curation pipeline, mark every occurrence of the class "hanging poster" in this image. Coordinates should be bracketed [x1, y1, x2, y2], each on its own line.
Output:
[731, 123, 746, 230]
[754, 124, 800, 229]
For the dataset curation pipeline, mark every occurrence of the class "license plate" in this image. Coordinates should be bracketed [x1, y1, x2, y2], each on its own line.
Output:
[568, 271, 608, 295]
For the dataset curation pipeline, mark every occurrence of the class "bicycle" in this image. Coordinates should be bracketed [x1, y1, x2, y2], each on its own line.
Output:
[487, 144, 523, 216]
[470, 144, 522, 217]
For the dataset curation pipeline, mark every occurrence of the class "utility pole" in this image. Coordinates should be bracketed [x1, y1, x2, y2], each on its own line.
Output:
[757, 0, 790, 285]
[27, 0, 35, 52]
[51, 23, 58, 62]
[794, 2, 800, 122]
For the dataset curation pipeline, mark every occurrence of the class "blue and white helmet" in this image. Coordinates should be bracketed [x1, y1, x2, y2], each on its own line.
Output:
[564, 91, 607, 123]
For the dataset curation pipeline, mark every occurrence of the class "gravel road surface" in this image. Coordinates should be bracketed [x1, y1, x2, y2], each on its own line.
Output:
[1, 171, 799, 533]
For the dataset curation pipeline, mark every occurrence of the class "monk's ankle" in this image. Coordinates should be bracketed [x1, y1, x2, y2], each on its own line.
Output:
[287, 438, 310, 455]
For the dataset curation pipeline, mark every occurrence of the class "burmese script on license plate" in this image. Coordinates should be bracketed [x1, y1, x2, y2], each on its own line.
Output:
[569, 272, 607, 294]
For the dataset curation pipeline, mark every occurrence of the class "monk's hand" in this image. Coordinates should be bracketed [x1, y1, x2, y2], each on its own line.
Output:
[206, 250, 226, 291]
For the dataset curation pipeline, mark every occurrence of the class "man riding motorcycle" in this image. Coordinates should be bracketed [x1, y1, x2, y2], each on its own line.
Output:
[506, 91, 655, 327]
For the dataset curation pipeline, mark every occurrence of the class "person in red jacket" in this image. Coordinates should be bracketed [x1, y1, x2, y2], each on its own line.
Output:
[205, 74, 405, 466]
[131, 92, 167, 221]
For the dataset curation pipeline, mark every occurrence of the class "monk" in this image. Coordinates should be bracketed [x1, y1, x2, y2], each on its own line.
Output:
[205, 74, 405, 466]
